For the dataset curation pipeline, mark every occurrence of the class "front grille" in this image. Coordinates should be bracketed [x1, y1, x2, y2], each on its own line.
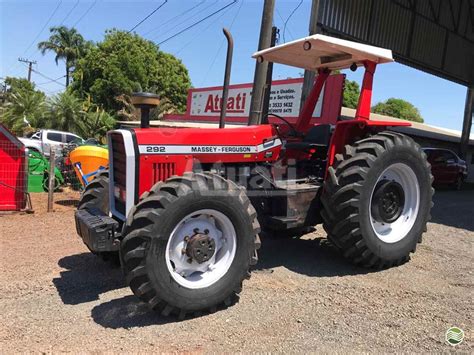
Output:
[153, 162, 175, 183]
[110, 133, 126, 215]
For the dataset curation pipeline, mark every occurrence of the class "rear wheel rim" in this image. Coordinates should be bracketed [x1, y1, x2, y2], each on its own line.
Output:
[369, 163, 420, 243]
[165, 209, 237, 289]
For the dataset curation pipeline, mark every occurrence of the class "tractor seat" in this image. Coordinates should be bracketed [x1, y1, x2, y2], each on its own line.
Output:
[285, 124, 331, 151]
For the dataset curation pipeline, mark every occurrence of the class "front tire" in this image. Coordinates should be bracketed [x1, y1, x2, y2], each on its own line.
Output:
[77, 170, 118, 263]
[77, 170, 109, 213]
[121, 172, 261, 318]
[321, 131, 433, 268]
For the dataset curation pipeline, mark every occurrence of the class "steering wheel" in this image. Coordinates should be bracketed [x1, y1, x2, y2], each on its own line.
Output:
[263, 113, 299, 137]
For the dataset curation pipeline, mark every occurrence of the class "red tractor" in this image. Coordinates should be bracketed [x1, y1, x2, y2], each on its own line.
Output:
[75, 31, 433, 318]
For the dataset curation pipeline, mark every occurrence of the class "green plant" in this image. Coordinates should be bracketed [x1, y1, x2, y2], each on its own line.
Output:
[0, 89, 47, 135]
[343, 80, 360, 109]
[372, 98, 424, 123]
[38, 26, 91, 87]
[72, 29, 191, 113]
[47, 90, 85, 133]
[78, 107, 116, 141]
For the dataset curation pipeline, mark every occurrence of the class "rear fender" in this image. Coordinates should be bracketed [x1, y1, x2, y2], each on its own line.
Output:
[326, 119, 411, 170]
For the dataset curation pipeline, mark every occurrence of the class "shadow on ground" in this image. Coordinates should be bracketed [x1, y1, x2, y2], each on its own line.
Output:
[89, 234, 372, 329]
[91, 295, 179, 329]
[254, 235, 373, 277]
[59, 189, 474, 327]
[430, 189, 474, 231]
[53, 253, 124, 305]
[55, 199, 79, 207]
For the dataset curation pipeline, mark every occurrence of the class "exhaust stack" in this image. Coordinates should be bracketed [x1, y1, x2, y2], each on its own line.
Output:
[130, 92, 160, 128]
[219, 28, 234, 129]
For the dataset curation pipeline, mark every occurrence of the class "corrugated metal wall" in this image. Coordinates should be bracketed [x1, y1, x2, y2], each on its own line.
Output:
[318, 0, 474, 86]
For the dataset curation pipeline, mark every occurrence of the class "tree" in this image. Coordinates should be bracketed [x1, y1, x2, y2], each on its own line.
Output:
[0, 89, 47, 135]
[343, 80, 360, 109]
[72, 29, 191, 113]
[0, 77, 47, 134]
[47, 90, 85, 133]
[38, 26, 90, 87]
[330, 71, 360, 109]
[116, 94, 175, 121]
[372, 98, 424, 123]
[77, 107, 115, 141]
[4, 77, 36, 95]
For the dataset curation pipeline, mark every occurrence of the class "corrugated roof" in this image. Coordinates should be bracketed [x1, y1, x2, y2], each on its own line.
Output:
[340, 107, 474, 146]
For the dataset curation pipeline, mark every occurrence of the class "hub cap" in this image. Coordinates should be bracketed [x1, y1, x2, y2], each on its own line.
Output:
[369, 163, 420, 243]
[165, 209, 236, 289]
[371, 180, 405, 223]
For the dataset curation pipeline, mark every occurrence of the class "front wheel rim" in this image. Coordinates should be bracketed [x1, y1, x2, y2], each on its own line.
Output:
[369, 163, 420, 243]
[165, 209, 237, 289]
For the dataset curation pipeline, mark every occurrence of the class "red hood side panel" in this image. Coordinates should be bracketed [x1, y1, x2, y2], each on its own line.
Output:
[133, 124, 277, 146]
[131, 125, 283, 196]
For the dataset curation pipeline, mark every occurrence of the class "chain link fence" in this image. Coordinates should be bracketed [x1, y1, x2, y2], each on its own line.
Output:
[13, 145, 85, 213]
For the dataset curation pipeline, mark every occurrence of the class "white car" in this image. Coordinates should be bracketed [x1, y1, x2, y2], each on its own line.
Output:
[19, 129, 84, 156]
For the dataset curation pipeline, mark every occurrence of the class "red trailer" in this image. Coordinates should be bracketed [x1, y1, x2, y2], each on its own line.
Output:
[0, 124, 28, 211]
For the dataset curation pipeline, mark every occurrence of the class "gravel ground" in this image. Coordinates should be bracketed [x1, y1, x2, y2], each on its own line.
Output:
[0, 188, 472, 353]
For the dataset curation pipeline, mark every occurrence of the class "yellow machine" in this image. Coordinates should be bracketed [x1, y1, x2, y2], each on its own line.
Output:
[69, 146, 109, 186]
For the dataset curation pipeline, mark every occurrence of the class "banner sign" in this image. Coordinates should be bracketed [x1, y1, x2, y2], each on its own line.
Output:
[163, 76, 344, 124]
[187, 78, 323, 120]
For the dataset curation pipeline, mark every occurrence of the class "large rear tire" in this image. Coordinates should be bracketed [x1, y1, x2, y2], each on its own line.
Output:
[121, 172, 261, 318]
[321, 131, 433, 268]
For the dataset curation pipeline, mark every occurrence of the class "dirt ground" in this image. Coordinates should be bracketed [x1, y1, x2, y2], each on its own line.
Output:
[0, 188, 472, 353]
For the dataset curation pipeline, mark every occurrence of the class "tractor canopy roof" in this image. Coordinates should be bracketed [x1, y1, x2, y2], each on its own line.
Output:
[253, 34, 393, 71]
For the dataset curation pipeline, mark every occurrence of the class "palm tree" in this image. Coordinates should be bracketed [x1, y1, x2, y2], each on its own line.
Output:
[48, 90, 84, 133]
[0, 89, 47, 135]
[38, 26, 88, 87]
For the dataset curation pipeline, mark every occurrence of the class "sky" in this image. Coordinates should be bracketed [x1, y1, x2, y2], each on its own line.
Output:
[0, 0, 469, 131]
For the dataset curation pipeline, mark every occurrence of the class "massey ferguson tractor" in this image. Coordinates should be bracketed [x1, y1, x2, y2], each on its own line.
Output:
[75, 31, 433, 318]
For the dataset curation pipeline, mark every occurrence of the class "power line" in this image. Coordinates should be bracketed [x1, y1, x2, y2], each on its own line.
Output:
[151, 0, 218, 41]
[22, 0, 63, 57]
[283, 0, 303, 43]
[31, 68, 66, 87]
[174, 0, 238, 56]
[200, 0, 244, 85]
[158, 1, 237, 46]
[36, 75, 67, 86]
[18, 58, 37, 82]
[72, 0, 98, 28]
[3, 0, 65, 78]
[60, 0, 80, 25]
[143, 0, 206, 37]
[128, 0, 168, 33]
[276, 7, 294, 40]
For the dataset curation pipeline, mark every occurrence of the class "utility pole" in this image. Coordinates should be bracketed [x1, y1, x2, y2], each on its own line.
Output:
[261, 26, 279, 123]
[460, 86, 473, 159]
[248, 0, 275, 126]
[299, 0, 320, 113]
[18, 58, 37, 82]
